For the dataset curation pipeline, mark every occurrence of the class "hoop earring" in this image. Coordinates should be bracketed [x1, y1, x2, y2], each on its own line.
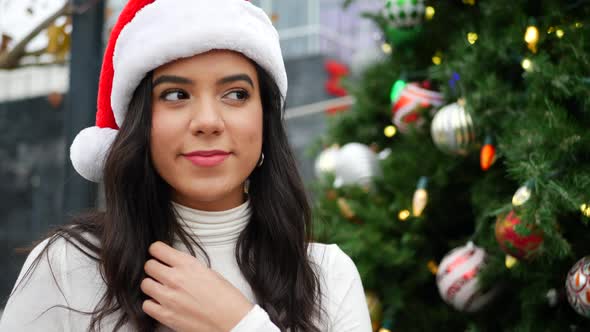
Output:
[257, 152, 265, 167]
[244, 179, 250, 194]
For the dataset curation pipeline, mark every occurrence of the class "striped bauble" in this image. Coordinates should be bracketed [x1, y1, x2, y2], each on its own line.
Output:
[566, 256, 590, 318]
[430, 101, 478, 155]
[383, 0, 425, 28]
[436, 242, 498, 312]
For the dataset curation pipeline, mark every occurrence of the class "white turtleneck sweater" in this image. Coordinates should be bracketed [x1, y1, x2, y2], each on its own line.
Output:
[0, 200, 372, 332]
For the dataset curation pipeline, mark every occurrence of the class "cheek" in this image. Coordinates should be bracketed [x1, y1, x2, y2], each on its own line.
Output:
[241, 112, 263, 154]
[149, 109, 182, 169]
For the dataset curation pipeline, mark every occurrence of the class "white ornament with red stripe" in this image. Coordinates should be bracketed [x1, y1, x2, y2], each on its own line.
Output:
[566, 256, 590, 318]
[391, 82, 444, 133]
[436, 242, 498, 312]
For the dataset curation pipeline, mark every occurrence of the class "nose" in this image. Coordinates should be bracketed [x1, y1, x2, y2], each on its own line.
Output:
[188, 96, 225, 136]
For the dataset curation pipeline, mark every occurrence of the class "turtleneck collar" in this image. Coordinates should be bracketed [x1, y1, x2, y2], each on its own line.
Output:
[171, 199, 251, 247]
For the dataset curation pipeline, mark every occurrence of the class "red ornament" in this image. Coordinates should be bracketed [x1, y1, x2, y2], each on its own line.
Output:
[324, 59, 349, 97]
[495, 210, 544, 259]
[391, 82, 443, 133]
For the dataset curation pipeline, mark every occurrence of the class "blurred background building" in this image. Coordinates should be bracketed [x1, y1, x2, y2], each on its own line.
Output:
[0, 0, 384, 309]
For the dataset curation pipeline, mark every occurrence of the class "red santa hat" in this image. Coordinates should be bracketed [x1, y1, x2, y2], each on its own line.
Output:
[70, 0, 287, 182]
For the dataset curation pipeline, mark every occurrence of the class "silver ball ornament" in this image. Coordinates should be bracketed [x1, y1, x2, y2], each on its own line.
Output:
[430, 101, 477, 155]
[314, 145, 340, 178]
[333, 143, 381, 188]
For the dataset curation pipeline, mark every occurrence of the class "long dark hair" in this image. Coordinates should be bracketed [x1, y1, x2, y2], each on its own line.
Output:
[10, 62, 326, 331]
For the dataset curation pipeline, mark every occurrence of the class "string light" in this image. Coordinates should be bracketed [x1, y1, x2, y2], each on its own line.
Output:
[425, 6, 435, 20]
[432, 51, 442, 65]
[337, 198, 356, 220]
[555, 29, 565, 38]
[412, 177, 429, 216]
[467, 32, 478, 44]
[398, 210, 410, 221]
[505, 255, 518, 269]
[384, 125, 397, 138]
[581, 203, 590, 217]
[524, 25, 539, 53]
[462, 0, 476, 5]
[512, 180, 535, 207]
[521, 58, 533, 72]
[381, 42, 393, 54]
[480, 135, 496, 171]
[574, 22, 583, 29]
[390, 79, 407, 104]
[427, 260, 439, 275]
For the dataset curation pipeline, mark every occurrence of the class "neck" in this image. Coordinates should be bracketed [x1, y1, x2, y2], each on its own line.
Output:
[171, 189, 248, 212]
[171, 198, 251, 247]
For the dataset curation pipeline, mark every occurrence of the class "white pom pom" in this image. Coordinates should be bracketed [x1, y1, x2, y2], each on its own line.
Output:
[70, 126, 118, 182]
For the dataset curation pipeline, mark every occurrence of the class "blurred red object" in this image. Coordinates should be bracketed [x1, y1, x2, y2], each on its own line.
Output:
[324, 59, 349, 97]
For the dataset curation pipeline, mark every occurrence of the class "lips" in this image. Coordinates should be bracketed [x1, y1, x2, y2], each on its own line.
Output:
[183, 150, 230, 167]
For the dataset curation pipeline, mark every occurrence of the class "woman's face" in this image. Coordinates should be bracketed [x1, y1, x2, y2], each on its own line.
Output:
[150, 50, 263, 211]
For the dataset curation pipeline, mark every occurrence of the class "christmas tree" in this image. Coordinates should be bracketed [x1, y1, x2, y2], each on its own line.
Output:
[311, 0, 590, 330]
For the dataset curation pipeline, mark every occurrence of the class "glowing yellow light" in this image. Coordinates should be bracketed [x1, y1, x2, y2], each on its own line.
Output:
[381, 43, 392, 54]
[427, 260, 439, 275]
[398, 210, 410, 221]
[512, 182, 532, 206]
[462, 0, 476, 5]
[432, 51, 442, 65]
[574, 22, 583, 29]
[378, 329, 392, 332]
[524, 26, 539, 44]
[467, 32, 478, 44]
[384, 125, 397, 138]
[521, 58, 533, 72]
[524, 25, 539, 52]
[581, 203, 590, 217]
[547, 26, 556, 34]
[425, 6, 435, 20]
[556, 29, 565, 38]
[505, 255, 518, 269]
[412, 189, 428, 216]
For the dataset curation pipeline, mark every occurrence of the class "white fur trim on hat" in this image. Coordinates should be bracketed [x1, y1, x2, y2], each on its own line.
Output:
[110, 0, 288, 126]
[70, 126, 118, 182]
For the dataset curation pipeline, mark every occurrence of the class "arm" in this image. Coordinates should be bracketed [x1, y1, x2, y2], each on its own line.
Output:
[229, 305, 280, 332]
[0, 237, 71, 332]
[329, 246, 373, 332]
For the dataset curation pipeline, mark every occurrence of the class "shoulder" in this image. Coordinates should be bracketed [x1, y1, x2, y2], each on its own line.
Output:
[307, 242, 361, 283]
[15, 231, 101, 291]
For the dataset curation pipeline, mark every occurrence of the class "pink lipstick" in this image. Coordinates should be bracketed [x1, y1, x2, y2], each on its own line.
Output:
[183, 150, 230, 167]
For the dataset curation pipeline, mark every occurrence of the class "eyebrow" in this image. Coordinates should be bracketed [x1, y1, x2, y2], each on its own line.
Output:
[152, 74, 254, 88]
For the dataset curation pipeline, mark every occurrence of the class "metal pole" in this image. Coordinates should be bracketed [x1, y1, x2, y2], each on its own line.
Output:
[63, 0, 104, 216]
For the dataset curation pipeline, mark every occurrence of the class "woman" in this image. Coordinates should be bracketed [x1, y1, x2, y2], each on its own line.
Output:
[0, 0, 372, 331]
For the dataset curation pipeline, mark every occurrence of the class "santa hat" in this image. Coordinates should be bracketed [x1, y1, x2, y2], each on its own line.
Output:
[70, 0, 287, 182]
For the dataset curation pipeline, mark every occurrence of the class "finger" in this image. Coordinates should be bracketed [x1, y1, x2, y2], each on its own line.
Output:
[148, 241, 193, 267]
[144, 259, 176, 286]
[143, 299, 174, 328]
[140, 277, 170, 304]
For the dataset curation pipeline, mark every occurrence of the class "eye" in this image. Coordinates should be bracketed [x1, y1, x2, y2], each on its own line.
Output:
[160, 89, 190, 101]
[225, 90, 250, 101]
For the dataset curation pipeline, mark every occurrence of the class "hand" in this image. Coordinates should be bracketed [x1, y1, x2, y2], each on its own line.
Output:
[141, 241, 254, 332]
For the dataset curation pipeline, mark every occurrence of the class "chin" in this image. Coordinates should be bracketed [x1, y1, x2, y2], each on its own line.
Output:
[173, 181, 242, 206]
